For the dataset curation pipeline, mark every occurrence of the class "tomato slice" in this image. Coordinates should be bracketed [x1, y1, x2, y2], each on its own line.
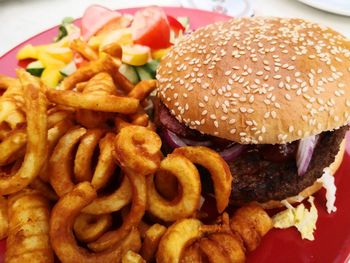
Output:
[73, 52, 87, 68]
[131, 7, 171, 50]
[167, 15, 185, 36]
[81, 5, 122, 40]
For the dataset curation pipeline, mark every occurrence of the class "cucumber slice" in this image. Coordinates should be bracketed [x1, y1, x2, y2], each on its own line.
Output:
[143, 60, 160, 78]
[119, 64, 139, 84]
[60, 61, 77, 77]
[26, 60, 44, 77]
[135, 66, 153, 81]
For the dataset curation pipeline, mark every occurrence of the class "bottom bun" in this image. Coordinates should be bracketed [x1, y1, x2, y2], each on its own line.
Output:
[259, 139, 346, 209]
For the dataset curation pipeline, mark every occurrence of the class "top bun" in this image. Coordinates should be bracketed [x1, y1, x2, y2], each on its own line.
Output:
[157, 17, 350, 144]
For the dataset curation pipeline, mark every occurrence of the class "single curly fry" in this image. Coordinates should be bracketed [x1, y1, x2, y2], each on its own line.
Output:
[101, 42, 122, 59]
[88, 171, 146, 252]
[39, 118, 74, 182]
[83, 174, 132, 215]
[173, 146, 232, 213]
[156, 218, 203, 263]
[50, 182, 141, 263]
[230, 204, 273, 252]
[146, 154, 201, 222]
[140, 223, 167, 262]
[70, 39, 98, 61]
[0, 70, 48, 195]
[6, 189, 53, 263]
[46, 89, 139, 114]
[114, 125, 162, 175]
[74, 129, 105, 183]
[49, 126, 87, 196]
[60, 54, 120, 90]
[74, 213, 112, 243]
[90, 133, 117, 190]
[128, 80, 157, 101]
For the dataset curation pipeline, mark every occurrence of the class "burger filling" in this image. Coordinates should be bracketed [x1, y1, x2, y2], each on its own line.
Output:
[155, 100, 348, 203]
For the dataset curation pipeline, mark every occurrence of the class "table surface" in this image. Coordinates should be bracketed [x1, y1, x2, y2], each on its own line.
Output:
[0, 0, 349, 56]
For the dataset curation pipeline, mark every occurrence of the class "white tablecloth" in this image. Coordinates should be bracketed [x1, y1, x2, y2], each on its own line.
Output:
[0, 0, 349, 56]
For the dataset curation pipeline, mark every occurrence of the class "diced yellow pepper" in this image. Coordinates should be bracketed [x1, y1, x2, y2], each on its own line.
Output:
[151, 48, 171, 60]
[41, 67, 63, 88]
[16, 44, 38, 60]
[88, 36, 102, 51]
[45, 47, 73, 63]
[122, 45, 150, 66]
[100, 29, 133, 51]
[38, 52, 65, 69]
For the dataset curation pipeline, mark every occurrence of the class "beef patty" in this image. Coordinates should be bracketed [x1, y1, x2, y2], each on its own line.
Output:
[229, 126, 348, 204]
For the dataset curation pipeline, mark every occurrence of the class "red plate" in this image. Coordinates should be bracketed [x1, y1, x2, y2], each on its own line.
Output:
[0, 6, 349, 263]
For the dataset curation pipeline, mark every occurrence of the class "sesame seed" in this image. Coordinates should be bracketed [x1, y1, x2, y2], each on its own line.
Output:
[240, 107, 247, 113]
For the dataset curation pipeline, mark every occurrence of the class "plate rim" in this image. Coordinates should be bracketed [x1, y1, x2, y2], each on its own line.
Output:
[0, 6, 233, 60]
[298, 0, 350, 17]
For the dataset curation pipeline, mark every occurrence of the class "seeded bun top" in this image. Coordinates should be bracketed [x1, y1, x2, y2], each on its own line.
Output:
[157, 17, 350, 144]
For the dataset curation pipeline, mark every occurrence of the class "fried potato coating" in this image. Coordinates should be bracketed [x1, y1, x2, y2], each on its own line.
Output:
[230, 204, 273, 252]
[60, 54, 120, 90]
[128, 80, 157, 101]
[199, 237, 231, 263]
[180, 243, 203, 263]
[87, 171, 146, 252]
[46, 89, 139, 114]
[140, 224, 167, 262]
[146, 154, 201, 222]
[70, 39, 98, 61]
[208, 232, 245, 263]
[50, 182, 141, 263]
[157, 219, 203, 263]
[74, 213, 112, 243]
[83, 174, 132, 215]
[173, 146, 232, 213]
[49, 126, 87, 196]
[0, 196, 8, 240]
[89, 133, 117, 190]
[114, 125, 162, 175]
[0, 129, 26, 166]
[0, 75, 25, 130]
[122, 250, 146, 263]
[5, 189, 53, 263]
[74, 129, 105, 183]
[0, 70, 48, 195]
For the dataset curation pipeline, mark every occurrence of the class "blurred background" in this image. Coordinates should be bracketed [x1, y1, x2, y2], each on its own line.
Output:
[0, 0, 349, 56]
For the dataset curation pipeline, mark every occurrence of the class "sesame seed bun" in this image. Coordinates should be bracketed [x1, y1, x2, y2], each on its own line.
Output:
[157, 17, 350, 144]
[259, 138, 345, 209]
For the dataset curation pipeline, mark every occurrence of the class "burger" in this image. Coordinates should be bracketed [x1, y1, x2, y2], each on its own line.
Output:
[155, 17, 350, 209]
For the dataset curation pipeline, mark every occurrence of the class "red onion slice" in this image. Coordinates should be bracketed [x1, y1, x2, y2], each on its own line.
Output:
[182, 137, 212, 147]
[219, 144, 247, 162]
[296, 135, 319, 176]
[161, 128, 246, 162]
[161, 128, 187, 148]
